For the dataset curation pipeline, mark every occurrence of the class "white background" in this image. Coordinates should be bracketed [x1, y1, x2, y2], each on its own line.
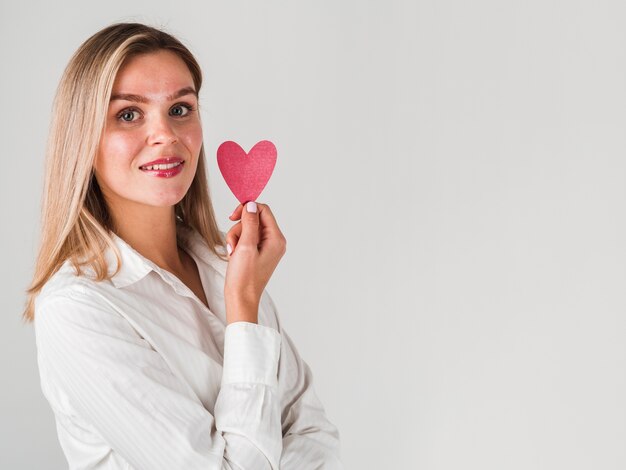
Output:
[1, 1, 625, 468]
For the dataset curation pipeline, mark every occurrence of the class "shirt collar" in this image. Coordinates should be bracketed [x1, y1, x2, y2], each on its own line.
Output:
[104, 224, 228, 288]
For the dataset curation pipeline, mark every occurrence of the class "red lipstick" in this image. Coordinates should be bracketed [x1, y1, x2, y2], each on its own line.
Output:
[139, 157, 185, 178]
[139, 156, 184, 168]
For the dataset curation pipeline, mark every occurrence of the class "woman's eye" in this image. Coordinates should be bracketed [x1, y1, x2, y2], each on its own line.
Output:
[118, 109, 140, 122]
[115, 103, 195, 123]
[170, 104, 194, 117]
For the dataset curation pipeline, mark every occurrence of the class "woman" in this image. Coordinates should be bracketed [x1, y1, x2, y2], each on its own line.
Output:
[24, 22, 341, 469]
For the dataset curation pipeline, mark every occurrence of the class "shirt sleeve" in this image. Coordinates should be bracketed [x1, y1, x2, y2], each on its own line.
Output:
[264, 294, 343, 469]
[34, 288, 283, 470]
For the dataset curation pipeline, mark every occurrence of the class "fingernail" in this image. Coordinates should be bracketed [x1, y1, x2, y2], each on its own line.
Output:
[246, 201, 257, 213]
[227, 243, 232, 255]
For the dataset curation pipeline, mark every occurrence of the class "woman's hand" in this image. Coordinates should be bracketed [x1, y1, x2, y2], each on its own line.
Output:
[223, 201, 286, 325]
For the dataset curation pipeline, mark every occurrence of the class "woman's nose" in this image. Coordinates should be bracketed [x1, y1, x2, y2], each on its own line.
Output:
[146, 114, 178, 145]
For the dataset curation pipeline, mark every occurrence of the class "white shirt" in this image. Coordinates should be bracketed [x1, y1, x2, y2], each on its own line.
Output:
[34, 223, 342, 470]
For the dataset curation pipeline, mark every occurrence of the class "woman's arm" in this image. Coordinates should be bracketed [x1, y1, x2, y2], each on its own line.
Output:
[278, 329, 343, 469]
[35, 287, 282, 470]
[263, 293, 343, 469]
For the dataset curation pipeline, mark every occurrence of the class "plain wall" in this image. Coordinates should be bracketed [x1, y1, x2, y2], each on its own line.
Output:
[1, 1, 625, 468]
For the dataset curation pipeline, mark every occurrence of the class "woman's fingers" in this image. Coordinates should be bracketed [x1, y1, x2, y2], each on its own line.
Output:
[237, 201, 261, 248]
[256, 203, 281, 235]
[225, 221, 241, 256]
[232, 202, 280, 232]
[228, 203, 244, 221]
[227, 201, 284, 256]
[226, 203, 244, 256]
[254, 204, 284, 252]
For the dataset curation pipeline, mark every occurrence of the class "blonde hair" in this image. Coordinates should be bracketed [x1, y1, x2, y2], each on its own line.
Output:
[22, 22, 228, 323]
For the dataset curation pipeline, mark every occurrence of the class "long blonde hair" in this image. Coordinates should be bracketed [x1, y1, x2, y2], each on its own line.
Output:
[23, 22, 228, 323]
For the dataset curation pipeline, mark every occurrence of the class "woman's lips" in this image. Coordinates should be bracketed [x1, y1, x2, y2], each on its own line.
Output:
[140, 161, 184, 178]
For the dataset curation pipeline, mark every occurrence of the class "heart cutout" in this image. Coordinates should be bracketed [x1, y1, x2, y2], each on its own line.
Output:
[216, 140, 277, 204]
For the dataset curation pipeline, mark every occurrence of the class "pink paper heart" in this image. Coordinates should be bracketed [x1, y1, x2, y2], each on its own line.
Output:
[216, 140, 277, 204]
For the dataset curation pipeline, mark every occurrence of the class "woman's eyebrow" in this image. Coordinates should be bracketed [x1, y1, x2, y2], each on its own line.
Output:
[109, 86, 197, 103]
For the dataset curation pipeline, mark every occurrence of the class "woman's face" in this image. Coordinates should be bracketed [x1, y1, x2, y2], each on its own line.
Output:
[94, 50, 202, 214]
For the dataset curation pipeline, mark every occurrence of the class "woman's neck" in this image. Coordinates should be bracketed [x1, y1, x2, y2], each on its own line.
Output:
[109, 202, 185, 275]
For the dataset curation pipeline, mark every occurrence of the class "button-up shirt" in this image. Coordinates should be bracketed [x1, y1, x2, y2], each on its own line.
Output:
[33, 223, 342, 469]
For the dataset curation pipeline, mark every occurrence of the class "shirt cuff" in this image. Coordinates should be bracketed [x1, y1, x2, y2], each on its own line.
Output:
[221, 322, 281, 387]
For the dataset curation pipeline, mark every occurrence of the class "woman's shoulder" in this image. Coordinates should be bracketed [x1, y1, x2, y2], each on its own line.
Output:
[35, 259, 113, 313]
[33, 261, 133, 349]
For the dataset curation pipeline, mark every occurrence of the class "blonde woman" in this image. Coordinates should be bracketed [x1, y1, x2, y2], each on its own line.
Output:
[24, 22, 341, 469]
